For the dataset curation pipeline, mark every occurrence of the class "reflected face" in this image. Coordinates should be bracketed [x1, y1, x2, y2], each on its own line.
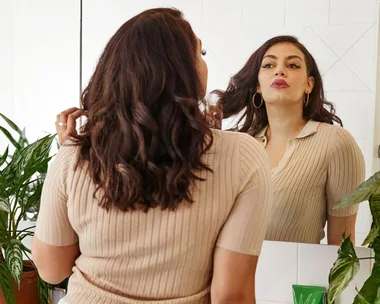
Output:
[195, 35, 208, 99]
[257, 42, 314, 107]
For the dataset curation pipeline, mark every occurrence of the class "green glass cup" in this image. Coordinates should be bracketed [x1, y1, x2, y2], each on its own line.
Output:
[292, 285, 327, 304]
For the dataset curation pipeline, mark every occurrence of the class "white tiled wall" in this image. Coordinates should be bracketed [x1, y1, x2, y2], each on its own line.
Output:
[1, 0, 379, 303]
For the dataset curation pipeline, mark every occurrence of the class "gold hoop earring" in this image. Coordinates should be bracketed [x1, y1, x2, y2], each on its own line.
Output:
[304, 94, 310, 107]
[252, 92, 263, 108]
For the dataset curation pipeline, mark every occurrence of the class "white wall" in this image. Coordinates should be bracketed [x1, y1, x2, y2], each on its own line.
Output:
[0, 0, 14, 153]
[0, 0, 378, 303]
[0, 0, 80, 152]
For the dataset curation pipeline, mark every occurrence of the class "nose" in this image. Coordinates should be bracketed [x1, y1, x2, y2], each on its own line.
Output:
[274, 65, 286, 76]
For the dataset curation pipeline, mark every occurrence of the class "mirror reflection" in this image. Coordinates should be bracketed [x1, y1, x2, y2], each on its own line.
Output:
[208, 36, 365, 246]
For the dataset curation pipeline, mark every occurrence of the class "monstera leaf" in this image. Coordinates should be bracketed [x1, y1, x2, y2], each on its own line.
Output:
[327, 234, 360, 303]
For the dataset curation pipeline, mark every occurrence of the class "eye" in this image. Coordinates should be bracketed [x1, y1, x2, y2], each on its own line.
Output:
[201, 48, 207, 56]
[289, 63, 300, 69]
[262, 63, 273, 68]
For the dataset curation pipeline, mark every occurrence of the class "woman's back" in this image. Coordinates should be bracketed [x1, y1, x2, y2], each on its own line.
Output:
[33, 8, 272, 303]
[36, 130, 271, 303]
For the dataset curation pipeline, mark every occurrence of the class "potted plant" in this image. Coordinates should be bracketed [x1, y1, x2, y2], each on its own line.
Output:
[0, 113, 55, 304]
[327, 171, 380, 303]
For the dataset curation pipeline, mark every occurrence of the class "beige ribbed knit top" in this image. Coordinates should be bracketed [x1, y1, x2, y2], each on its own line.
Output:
[35, 130, 272, 304]
[254, 120, 365, 244]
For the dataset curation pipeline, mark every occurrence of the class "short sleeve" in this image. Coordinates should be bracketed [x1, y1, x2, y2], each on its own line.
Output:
[216, 134, 272, 255]
[327, 127, 365, 216]
[34, 143, 79, 246]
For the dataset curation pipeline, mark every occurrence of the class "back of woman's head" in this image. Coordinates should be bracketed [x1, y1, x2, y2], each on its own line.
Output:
[74, 8, 213, 212]
[214, 35, 342, 135]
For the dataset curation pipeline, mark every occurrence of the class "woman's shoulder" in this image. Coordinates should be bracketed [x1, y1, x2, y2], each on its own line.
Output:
[212, 129, 265, 151]
[212, 129, 268, 166]
[317, 122, 355, 141]
[51, 140, 81, 172]
[317, 123, 361, 159]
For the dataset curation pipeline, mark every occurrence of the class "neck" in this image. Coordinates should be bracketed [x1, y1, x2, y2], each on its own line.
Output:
[265, 103, 307, 140]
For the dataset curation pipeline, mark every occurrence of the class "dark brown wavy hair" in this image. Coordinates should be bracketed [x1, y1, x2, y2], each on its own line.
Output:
[214, 35, 342, 136]
[73, 8, 213, 212]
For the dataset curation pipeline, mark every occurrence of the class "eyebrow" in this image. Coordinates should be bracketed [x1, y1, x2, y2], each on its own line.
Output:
[199, 39, 202, 49]
[263, 54, 303, 61]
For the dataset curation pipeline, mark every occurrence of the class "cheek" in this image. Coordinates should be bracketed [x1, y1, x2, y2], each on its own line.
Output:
[293, 72, 309, 86]
[257, 72, 270, 89]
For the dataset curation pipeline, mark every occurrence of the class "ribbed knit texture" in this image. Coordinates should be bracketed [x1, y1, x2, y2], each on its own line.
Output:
[35, 130, 272, 304]
[255, 120, 365, 244]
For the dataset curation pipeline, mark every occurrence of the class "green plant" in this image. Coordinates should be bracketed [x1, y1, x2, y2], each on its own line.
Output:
[327, 171, 380, 303]
[0, 113, 55, 304]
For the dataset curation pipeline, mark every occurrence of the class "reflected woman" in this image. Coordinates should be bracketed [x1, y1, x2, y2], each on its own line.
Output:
[214, 35, 365, 245]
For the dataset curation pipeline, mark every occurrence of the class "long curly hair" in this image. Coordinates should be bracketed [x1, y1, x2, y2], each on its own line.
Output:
[214, 35, 342, 136]
[72, 8, 213, 212]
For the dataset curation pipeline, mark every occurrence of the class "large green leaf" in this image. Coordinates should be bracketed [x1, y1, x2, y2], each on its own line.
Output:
[361, 195, 380, 247]
[355, 291, 372, 304]
[370, 194, 380, 227]
[2, 134, 54, 196]
[373, 238, 380, 263]
[327, 234, 360, 303]
[353, 262, 380, 304]
[374, 286, 380, 304]
[333, 171, 380, 210]
[19, 135, 55, 182]
[362, 226, 379, 246]
[4, 241, 23, 289]
[0, 259, 15, 304]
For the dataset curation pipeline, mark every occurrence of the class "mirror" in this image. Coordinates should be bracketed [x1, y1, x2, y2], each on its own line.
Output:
[83, 0, 377, 246]
[0, 0, 378, 248]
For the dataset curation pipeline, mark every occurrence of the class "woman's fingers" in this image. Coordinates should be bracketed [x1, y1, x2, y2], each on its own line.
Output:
[55, 108, 88, 145]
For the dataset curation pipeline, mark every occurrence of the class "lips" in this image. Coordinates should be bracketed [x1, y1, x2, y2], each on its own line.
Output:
[271, 79, 289, 88]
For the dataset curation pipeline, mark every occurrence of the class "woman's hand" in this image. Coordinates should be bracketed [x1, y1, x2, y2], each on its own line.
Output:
[55, 107, 88, 145]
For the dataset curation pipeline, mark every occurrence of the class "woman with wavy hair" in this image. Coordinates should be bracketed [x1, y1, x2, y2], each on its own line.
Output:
[213, 35, 365, 245]
[32, 8, 272, 304]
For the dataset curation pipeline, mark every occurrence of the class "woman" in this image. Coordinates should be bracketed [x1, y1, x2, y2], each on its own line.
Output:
[32, 8, 272, 304]
[214, 35, 365, 245]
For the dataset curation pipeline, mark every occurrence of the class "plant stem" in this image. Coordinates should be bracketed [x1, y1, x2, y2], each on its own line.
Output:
[358, 257, 375, 260]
